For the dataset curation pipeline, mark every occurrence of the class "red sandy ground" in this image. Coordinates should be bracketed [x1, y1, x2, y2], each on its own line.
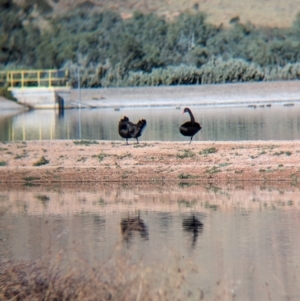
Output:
[0, 140, 299, 184]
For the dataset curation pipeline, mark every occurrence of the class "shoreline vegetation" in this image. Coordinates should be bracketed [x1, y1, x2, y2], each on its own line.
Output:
[2, 2, 300, 88]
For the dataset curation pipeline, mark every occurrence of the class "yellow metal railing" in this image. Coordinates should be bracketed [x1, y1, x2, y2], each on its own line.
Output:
[0, 69, 69, 88]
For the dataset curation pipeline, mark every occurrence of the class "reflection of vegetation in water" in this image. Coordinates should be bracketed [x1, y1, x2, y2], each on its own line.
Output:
[0, 251, 204, 301]
[23, 176, 41, 182]
[178, 199, 196, 208]
[98, 198, 106, 206]
[204, 202, 219, 210]
[178, 182, 199, 188]
[35, 194, 50, 207]
[35, 194, 50, 202]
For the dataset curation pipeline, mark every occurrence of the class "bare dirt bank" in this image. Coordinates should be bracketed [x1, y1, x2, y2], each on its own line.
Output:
[0, 140, 300, 184]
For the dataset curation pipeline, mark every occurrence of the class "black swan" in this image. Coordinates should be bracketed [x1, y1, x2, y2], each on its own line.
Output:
[118, 116, 147, 144]
[179, 107, 201, 143]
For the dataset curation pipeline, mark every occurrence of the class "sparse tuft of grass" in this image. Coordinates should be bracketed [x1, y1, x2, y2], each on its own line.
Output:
[199, 147, 217, 156]
[33, 156, 49, 166]
[176, 149, 195, 159]
[77, 157, 87, 162]
[14, 153, 27, 159]
[134, 143, 147, 148]
[92, 153, 107, 162]
[219, 162, 231, 168]
[73, 140, 99, 146]
[118, 152, 132, 159]
[23, 176, 40, 182]
[0, 161, 7, 166]
[178, 173, 193, 179]
[272, 150, 292, 156]
[205, 166, 221, 174]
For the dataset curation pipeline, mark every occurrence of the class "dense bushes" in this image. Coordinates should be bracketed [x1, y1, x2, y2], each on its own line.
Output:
[1, 0, 300, 87]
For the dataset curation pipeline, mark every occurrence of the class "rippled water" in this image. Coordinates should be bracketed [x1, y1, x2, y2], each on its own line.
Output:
[1, 103, 300, 141]
[1, 182, 300, 300]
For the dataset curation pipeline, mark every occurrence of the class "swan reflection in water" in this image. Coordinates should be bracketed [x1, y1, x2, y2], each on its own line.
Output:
[182, 215, 204, 248]
[120, 214, 149, 243]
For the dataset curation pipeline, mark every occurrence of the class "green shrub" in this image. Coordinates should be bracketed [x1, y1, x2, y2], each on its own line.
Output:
[0, 87, 17, 101]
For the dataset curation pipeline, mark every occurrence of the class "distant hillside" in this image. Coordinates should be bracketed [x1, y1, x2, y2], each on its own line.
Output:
[4, 0, 300, 87]
[16, 0, 300, 27]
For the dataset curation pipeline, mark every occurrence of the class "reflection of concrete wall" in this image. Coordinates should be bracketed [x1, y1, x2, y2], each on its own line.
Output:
[11, 87, 71, 109]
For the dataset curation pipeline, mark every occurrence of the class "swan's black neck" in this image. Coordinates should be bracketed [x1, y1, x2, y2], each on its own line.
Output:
[186, 108, 195, 124]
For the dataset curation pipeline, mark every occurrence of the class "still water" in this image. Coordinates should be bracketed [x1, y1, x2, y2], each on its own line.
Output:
[1, 182, 300, 300]
[1, 104, 300, 141]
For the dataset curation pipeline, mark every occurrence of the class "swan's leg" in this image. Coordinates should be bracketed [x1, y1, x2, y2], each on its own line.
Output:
[189, 136, 193, 144]
[136, 138, 139, 144]
[126, 138, 129, 145]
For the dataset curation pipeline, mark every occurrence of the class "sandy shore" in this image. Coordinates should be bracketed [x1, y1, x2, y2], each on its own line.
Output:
[0, 140, 299, 184]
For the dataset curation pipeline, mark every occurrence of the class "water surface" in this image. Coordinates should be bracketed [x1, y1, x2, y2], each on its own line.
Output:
[1, 182, 300, 300]
[1, 104, 300, 141]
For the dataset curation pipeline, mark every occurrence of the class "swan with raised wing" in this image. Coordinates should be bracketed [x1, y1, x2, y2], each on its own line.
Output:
[118, 116, 147, 144]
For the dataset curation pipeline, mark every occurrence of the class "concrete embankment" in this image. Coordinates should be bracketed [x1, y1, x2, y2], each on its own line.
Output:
[70, 81, 300, 108]
[1, 81, 300, 110]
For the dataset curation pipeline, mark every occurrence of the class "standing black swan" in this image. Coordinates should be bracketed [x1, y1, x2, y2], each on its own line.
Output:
[179, 107, 201, 144]
[118, 116, 147, 144]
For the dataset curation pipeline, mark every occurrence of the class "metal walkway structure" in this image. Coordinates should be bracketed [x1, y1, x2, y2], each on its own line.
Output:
[0, 69, 69, 89]
[0, 69, 71, 109]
